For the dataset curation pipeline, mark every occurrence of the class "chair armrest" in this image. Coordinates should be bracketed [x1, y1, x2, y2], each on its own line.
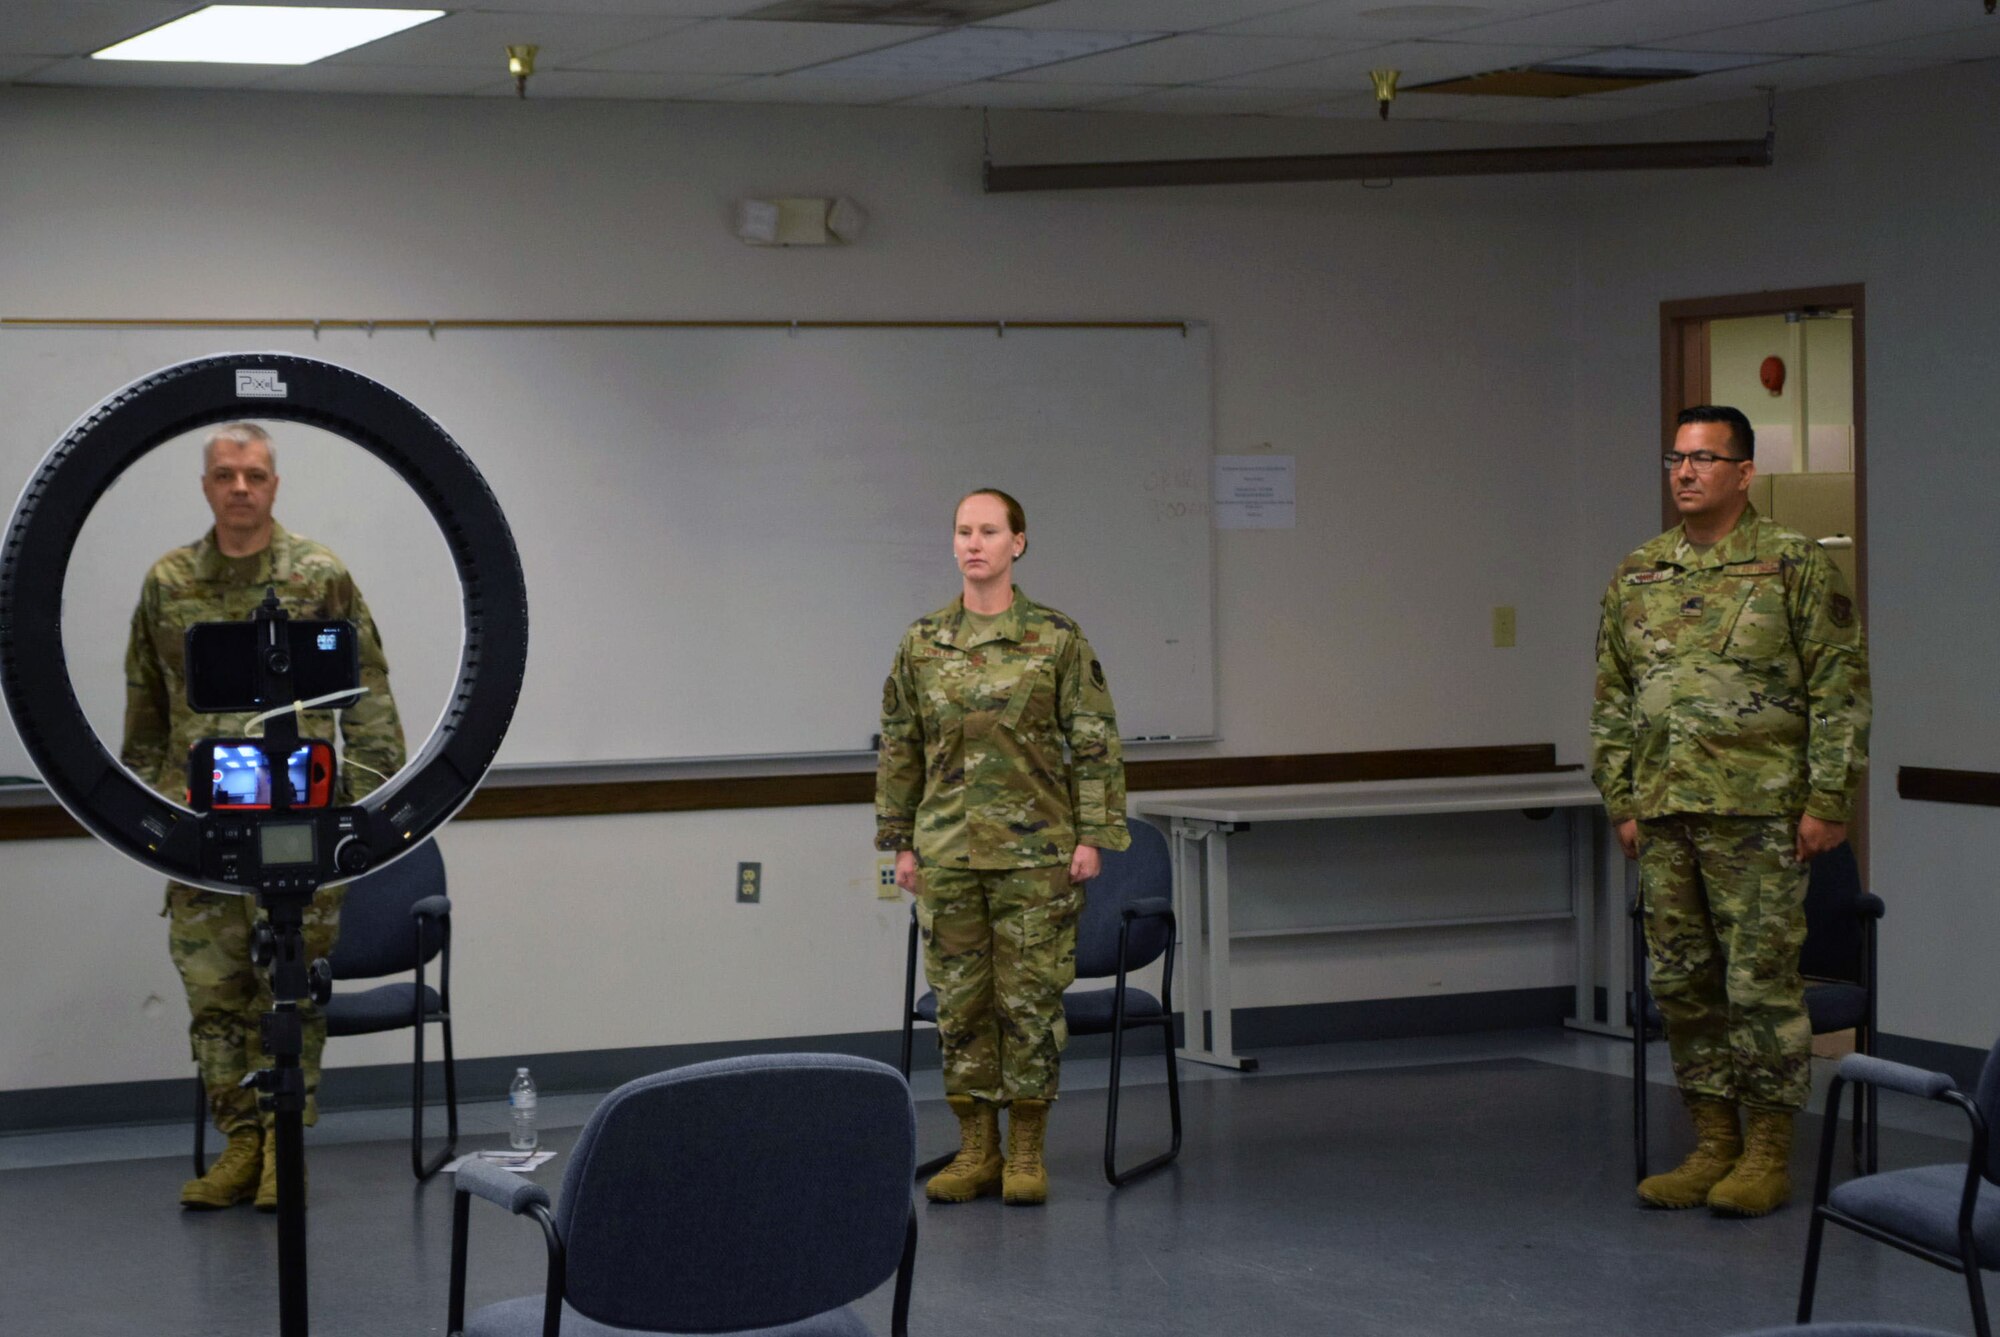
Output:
[411, 895, 451, 920]
[1838, 1053, 1956, 1100]
[455, 1158, 551, 1214]
[1122, 897, 1172, 922]
[1856, 892, 1885, 920]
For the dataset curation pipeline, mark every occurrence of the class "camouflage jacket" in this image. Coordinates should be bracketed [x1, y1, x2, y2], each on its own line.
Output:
[121, 523, 406, 806]
[1590, 506, 1869, 824]
[876, 586, 1130, 869]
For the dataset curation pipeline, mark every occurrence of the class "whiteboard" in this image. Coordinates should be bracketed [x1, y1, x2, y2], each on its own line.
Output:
[0, 324, 1215, 775]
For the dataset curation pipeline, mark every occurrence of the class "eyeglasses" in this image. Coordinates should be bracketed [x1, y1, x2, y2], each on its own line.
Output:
[1662, 451, 1750, 473]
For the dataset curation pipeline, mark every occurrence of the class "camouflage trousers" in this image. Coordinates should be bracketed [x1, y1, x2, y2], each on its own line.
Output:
[1638, 814, 1811, 1111]
[917, 864, 1082, 1105]
[164, 882, 345, 1134]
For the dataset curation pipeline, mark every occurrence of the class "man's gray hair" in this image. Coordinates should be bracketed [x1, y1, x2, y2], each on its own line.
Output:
[202, 422, 277, 472]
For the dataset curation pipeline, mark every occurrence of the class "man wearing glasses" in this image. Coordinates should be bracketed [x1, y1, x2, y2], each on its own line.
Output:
[1591, 404, 1869, 1218]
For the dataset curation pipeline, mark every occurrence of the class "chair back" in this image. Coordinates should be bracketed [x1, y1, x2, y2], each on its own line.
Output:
[1075, 818, 1172, 980]
[1971, 1034, 2000, 1186]
[555, 1052, 916, 1333]
[1798, 842, 1866, 983]
[326, 838, 446, 982]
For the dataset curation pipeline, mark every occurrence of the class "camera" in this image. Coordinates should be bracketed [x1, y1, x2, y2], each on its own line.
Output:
[184, 619, 359, 712]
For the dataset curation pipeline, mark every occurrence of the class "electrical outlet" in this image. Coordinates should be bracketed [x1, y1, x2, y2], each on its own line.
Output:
[1492, 605, 1516, 648]
[876, 857, 901, 899]
[736, 861, 761, 903]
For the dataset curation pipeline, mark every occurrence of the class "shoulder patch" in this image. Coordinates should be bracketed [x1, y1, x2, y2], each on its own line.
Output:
[1829, 593, 1854, 628]
[882, 675, 900, 715]
[1090, 659, 1105, 689]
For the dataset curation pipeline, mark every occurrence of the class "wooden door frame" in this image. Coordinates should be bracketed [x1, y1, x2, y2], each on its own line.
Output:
[1658, 283, 1868, 615]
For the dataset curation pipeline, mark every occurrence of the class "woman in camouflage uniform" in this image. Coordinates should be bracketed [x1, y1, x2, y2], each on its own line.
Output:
[876, 488, 1130, 1206]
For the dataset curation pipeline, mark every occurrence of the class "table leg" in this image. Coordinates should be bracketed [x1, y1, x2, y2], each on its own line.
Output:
[1166, 819, 1256, 1072]
[1566, 807, 1633, 1039]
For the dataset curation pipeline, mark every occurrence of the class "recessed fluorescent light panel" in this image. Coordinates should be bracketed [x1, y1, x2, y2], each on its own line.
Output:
[93, 5, 444, 65]
[805, 26, 1162, 82]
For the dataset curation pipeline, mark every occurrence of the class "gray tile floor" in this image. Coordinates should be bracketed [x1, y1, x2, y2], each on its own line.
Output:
[0, 1031, 1984, 1337]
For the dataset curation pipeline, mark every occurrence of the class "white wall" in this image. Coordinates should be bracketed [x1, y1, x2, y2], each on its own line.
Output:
[1564, 60, 2000, 1049]
[7, 63, 1990, 1097]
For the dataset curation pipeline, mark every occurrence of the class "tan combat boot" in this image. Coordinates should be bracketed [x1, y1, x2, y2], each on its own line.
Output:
[181, 1127, 262, 1210]
[925, 1096, 1002, 1203]
[1002, 1099, 1050, 1206]
[1637, 1097, 1741, 1209]
[1707, 1106, 1793, 1217]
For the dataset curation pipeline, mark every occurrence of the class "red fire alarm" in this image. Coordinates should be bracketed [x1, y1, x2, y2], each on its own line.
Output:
[1760, 355, 1786, 396]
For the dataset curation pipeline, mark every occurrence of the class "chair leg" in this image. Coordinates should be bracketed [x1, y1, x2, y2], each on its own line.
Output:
[412, 1014, 458, 1181]
[1966, 1241, 1992, 1337]
[192, 1075, 209, 1179]
[890, 1210, 917, 1337]
[1796, 1206, 1828, 1323]
[1849, 1059, 1865, 1174]
[1105, 1018, 1181, 1187]
[1631, 907, 1650, 1184]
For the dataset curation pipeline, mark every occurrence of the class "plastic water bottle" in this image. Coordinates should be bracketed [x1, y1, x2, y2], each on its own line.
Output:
[509, 1067, 539, 1152]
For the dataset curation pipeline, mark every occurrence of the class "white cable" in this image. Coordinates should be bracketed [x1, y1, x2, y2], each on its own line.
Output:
[244, 686, 369, 732]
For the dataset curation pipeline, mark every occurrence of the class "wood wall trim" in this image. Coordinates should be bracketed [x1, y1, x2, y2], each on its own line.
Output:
[1898, 767, 2000, 809]
[0, 743, 1567, 841]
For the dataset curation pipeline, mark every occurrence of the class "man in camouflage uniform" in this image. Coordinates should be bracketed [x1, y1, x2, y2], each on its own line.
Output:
[123, 423, 405, 1210]
[1592, 405, 1869, 1217]
[878, 488, 1129, 1206]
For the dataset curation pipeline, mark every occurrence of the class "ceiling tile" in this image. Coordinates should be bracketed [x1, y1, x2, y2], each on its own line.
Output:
[980, 0, 1317, 31]
[804, 26, 1159, 82]
[1848, 21, 2000, 61]
[22, 56, 280, 89]
[1216, 0, 1576, 42]
[572, 17, 936, 73]
[1090, 84, 1335, 114]
[253, 63, 500, 95]
[1592, 51, 1932, 98]
[466, 69, 751, 98]
[0, 2, 197, 58]
[1652, 0, 1995, 56]
[1217, 39, 1590, 90]
[0, 56, 61, 80]
[1448, 0, 1853, 49]
[323, 11, 698, 69]
[689, 70, 954, 101]
[895, 78, 1151, 107]
[1003, 33, 1363, 84]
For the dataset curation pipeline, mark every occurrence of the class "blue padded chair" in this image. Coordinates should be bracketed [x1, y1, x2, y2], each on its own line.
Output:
[1630, 841, 1883, 1182]
[447, 1053, 919, 1337]
[192, 837, 457, 1180]
[1797, 1038, 2000, 1337]
[898, 818, 1181, 1187]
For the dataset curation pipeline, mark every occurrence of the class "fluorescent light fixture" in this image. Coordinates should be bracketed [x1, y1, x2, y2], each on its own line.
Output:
[93, 6, 444, 66]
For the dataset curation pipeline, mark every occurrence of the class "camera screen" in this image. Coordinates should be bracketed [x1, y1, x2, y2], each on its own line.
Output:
[258, 821, 317, 868]
[210, 744, 313, 807]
